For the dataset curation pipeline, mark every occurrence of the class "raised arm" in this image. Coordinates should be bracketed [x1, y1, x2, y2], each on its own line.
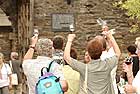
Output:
[64, 34, 76, 64]
[123, 63, 137, 93]
[23, 36, 38, 60]
[123, 62, 134, 84]
[102, 30, 121, 58]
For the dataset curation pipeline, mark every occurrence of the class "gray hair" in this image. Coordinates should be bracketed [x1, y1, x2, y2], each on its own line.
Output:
[11, 52, 19, 60]
[36, 38, 53, 57]
[135, 37, 140, 49]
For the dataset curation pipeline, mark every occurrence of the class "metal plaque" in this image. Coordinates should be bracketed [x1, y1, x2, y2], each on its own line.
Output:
[52, 13, 74, 32]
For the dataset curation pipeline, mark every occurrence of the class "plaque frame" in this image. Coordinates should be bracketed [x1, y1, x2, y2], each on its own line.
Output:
[51, 13, 75, 32]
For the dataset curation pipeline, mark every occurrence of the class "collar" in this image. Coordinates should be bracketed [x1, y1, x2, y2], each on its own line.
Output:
[52, 50, 63, 57]
[90, 59, 101, 64]
[37, 56, 51, 60]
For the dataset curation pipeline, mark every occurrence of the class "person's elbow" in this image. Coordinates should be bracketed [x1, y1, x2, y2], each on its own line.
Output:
[64, 53, 71, 64]
[60, 80, 68, 92]
[64, 54, 67, 62]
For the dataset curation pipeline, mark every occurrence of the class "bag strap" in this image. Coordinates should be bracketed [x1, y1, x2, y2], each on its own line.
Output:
[41, 60, 54, 76]
[83, 64, 88, 93]
[9, 61, 14, 73]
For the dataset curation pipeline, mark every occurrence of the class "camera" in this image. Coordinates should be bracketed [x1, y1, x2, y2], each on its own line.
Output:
[97, 18, 115, 34]
[125, 57, 133, 65]
[33, 29, 39, 37]
[69, 24, 74, 32]
[96, 18, 107, 27]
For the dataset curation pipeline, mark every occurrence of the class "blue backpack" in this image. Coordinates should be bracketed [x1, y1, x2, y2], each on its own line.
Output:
[36, 60, 63, 94]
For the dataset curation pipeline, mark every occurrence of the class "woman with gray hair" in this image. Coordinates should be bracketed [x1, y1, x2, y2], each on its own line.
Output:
[22, 35, 68, 94]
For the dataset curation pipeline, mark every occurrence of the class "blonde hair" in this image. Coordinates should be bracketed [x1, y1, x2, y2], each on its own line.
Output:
[0, 52, 4, 62]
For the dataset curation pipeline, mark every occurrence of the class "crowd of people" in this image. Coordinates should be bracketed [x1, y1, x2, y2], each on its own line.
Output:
[0, 52, 22, 94]
[0, 25, 140, 94]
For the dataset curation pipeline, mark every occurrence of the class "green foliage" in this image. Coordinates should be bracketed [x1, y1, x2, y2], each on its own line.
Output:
[115, 0, 140, 32]
[130, 25, 139, 33]
[122, 0, 140, 19]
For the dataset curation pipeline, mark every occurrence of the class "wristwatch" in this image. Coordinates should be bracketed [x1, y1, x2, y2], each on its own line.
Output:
[29, 45, 35, 50]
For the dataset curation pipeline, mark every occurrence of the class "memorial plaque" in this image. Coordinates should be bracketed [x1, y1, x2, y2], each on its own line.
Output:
[52, 13, 74, 32]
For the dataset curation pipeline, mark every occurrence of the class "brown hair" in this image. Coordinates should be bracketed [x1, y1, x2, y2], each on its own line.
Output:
[53, 35, 64, 50]
[95, 35, 107, 50]
[127, 45, 136, 54]
[70, 48, 78, 59]
[86, 39, 103, 59]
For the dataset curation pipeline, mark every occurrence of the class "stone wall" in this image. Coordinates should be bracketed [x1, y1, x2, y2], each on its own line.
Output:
[0, 27, 13, 60]
[0, 9, 14, 60]
[0, 0, 18, 28]
[34, 0, 140, 73]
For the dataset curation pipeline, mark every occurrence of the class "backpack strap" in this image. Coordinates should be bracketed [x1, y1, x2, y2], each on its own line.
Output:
[40, 60, 54, 76]
[47, 60, 54, 72]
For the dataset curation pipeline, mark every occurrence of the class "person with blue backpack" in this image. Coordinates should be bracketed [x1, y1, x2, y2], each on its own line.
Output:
[22, 34, 68, 94]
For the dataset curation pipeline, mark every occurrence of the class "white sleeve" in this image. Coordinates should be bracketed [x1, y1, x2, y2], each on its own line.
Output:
[107, 47, 115, 57]
[5, 64, 12, 75]
[22, 59, 33, 75]
[101, 47, 115, 60]
[132, 70, 140, 94]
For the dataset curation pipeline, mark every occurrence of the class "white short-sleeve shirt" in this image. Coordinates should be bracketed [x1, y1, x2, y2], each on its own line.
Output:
[0, 63, 12, 88]
[22, 56, 65, 94]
